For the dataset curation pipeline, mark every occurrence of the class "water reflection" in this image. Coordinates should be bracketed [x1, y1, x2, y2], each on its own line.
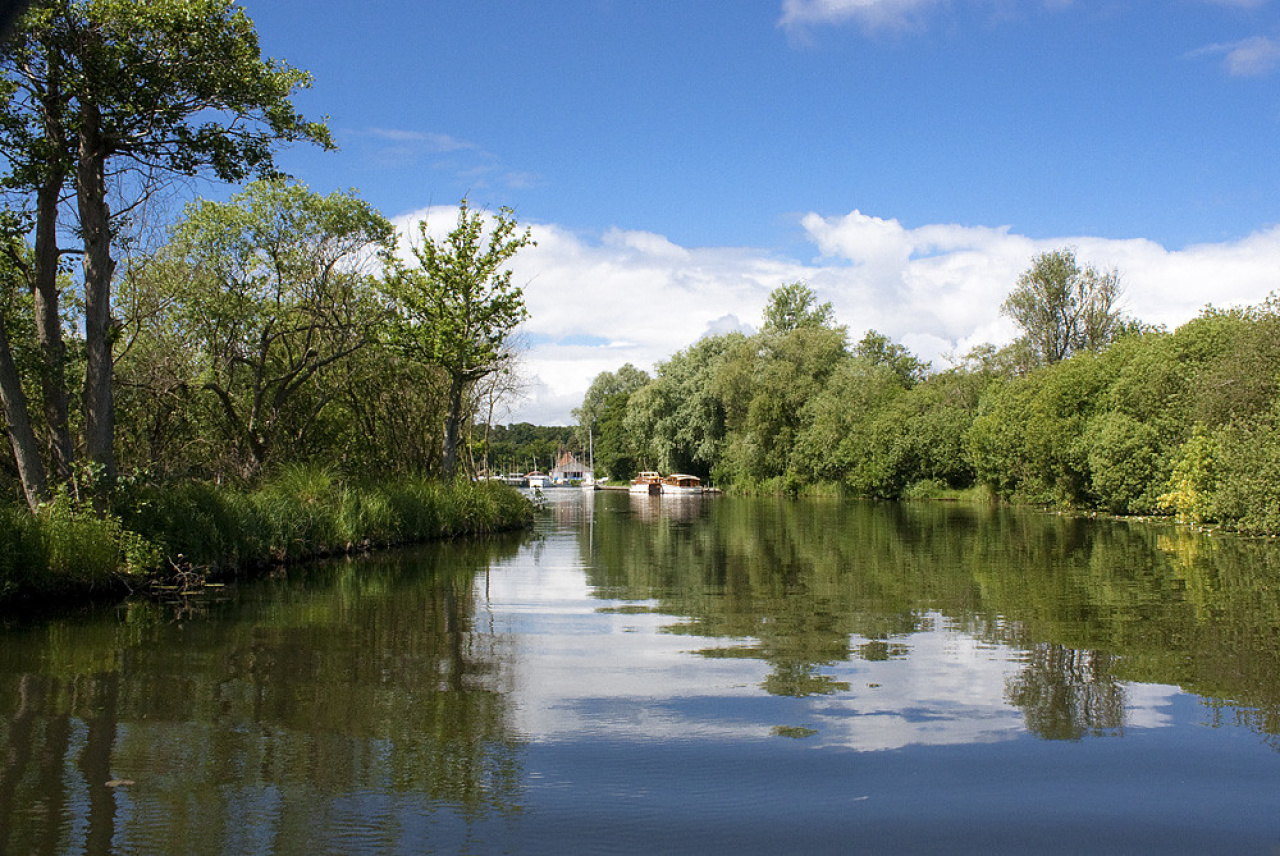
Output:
[543, 490, 1280, 746]
[5, 489, 1280, 854]
[0, 539, 526, 855]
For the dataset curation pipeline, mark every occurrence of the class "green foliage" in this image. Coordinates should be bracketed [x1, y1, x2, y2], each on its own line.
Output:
[1186, 302, 1280, 426]
[0, 486, 163, 601]
[126, 179, 395, 476]
[574, 286, 1280, 533]
[386, 199, 532, 379]
[793, 358, 906, 494]
[1084, 412, 1166, 515]
[855, 329, 930, 387]
[761, 281, 834, 334]
[384, 199, 533, 478]
[114, 469, 534, 573]
[0, 0, 334, 495]
[971, 352, 1115, 505]
[483, 423, 576, 474]
[2, 466, 533, 604]
[574, 363, 649, 480]
[1002, 248, 1125, 367]
[1206, 418, 1280, 535]
[1158, 424, 1219, 524]
[624, 334, 739, 478]
[2, 0, 333, 185]
[719, 324, 848, 484]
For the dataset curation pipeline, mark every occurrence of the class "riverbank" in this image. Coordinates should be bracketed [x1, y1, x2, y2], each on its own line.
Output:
[0, 469, 534, 609]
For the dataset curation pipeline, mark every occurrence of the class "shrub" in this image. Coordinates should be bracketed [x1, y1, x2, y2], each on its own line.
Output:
[1158, 424, 1219, 524]
[1085, 412, 1168, 515]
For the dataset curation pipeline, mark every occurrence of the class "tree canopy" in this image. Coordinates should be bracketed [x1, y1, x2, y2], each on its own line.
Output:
[0, 0, 331, 506]
[761, 281, 834, 334]
[1001, 248, 1125, 367]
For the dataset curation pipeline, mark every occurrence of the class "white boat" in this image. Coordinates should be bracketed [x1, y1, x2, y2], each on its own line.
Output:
[526, 471, 548, 489]
[629, 471, 662, 495]
[662, 473, 703, 495]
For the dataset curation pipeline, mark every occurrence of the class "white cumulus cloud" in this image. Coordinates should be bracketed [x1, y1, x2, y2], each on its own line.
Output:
[392, 205, 1280, 425]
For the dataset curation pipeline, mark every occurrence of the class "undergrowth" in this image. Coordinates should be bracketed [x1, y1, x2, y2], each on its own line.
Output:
[1, 469, 533, 606]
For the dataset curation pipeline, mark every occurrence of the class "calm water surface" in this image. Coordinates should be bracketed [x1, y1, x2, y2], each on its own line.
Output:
[3, 490, 1280, 854]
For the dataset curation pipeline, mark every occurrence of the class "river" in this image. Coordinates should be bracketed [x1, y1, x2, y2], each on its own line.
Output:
[1, 489, 1279, 854]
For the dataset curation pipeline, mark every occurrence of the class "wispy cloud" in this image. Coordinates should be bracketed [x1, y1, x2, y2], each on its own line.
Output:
[346, 127, 541, 192]
[779, 0, 943, 31]
[360, 127, 478, 152]
[1189, 35, 1280, 76]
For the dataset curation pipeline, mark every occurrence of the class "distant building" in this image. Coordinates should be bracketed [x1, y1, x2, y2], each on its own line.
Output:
[550, 450, 593, 483]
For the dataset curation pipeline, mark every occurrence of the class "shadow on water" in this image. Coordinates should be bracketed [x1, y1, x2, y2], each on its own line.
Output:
[0, 535, 527, 856]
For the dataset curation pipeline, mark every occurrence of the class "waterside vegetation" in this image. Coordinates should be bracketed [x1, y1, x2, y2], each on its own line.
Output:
[0, 2, 535, 606]
[0, 471, 531, 605]
[581, 254, 1280, 536]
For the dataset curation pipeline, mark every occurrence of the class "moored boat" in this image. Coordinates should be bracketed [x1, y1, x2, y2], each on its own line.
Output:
[629, 471, 663, 495]
[661, 473, 703, 495]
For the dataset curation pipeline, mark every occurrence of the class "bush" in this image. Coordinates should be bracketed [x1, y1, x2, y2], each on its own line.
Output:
[1158, 424, 1219, 524]
[1085, 412, 1168, 515]
[1208, 419, 1280, 535]
[117, 469, 534, 574]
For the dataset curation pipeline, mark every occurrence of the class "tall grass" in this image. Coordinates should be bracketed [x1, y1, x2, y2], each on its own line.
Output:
[0, 495, 162, 601]
[1, 470, 533, 605]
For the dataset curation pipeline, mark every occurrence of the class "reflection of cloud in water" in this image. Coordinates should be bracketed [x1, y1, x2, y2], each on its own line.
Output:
[481, 543, 1180, 751]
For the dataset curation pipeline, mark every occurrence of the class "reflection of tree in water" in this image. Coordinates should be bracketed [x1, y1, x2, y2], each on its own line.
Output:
[584, 492, 1280, 740]
[0, 540, 525, 855]
[1005, 644, 1126, 740]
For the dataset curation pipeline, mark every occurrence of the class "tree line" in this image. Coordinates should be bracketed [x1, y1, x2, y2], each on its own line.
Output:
[578, 251, 1280, 535]
[0, 1, 533, 517]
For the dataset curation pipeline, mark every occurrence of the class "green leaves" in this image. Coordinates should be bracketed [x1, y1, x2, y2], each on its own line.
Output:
[385, 198, 532, 379]
[130, 180, 394, 474]
[382, 198, 534, 478]
[1002, 248, 1125, 368]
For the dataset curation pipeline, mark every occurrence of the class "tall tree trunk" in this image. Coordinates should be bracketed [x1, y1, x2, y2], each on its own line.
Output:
[77, 101, 116, 481]
[442, 373, 466, 480]
[33, 168, 73, 482]
[0, 309, 48, 511]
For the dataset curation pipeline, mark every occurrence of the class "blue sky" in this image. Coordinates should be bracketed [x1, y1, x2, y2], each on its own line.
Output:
[240, 0, 1280, 423]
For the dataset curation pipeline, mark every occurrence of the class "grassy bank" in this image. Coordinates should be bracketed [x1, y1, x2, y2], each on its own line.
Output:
[0, 469, 533, 606]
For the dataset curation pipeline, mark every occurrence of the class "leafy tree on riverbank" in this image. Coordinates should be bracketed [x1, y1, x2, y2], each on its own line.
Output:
[582, 257, 1280, 534]
[1001, 248, 1126, 368]
[573, 364, 649, 480]
[0, 0, 331, 507]
[121, 181, 395, 478]
[384, 200, 533, 480]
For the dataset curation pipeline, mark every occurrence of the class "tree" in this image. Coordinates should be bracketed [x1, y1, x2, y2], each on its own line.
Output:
[385, 199, 534, 479]
[574, 363, 649, 480]
[623, 335, 739, 479]
[126, 180, 393, 478]
[0, 0, 331, 493]
[574, 363, 650, 437]
[761, 281, 834, 334]
[1001, 248, 1124, 367]
[855, 330, 930, 387]
[0, 227, 47, 509]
